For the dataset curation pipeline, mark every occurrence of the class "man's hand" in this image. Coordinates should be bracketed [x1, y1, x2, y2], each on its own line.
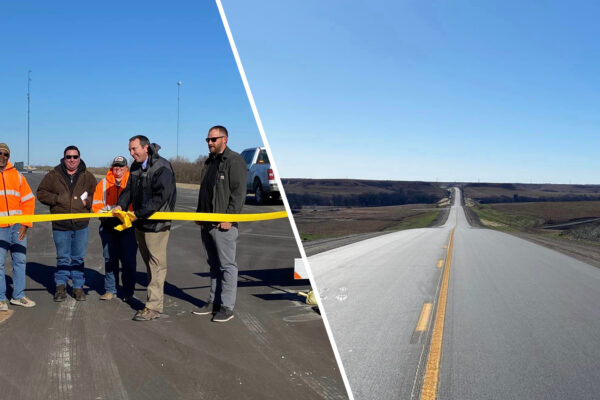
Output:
[82, 199, 87, 207]
[218, 222, 232, 231]
[112, 206, 123, 213]
[18, 225, 28, 241]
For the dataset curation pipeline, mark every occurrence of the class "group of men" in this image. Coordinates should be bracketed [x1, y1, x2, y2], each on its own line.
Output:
[0, 125, 247, 323]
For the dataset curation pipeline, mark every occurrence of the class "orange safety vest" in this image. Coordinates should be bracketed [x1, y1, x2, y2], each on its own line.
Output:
[92, 169, 131, 212]
[0, 162, 35, 228]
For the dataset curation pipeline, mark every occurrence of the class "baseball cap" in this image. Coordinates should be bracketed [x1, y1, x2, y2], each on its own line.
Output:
[111, 156, 127, 167]
[0, 143, 10, 155]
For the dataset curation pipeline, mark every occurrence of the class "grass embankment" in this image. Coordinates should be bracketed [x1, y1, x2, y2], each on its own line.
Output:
[467, 200, 600, 268]
[469, 201, 600, 238]
[296, 204, 442, 241]
[386, 210, 442, 231]
[469, 203, 541, 231]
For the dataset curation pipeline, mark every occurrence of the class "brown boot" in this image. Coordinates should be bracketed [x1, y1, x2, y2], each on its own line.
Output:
[73, 288, 86, 301]
[133, 308, 160, 321]
[54, 284, 67, 302]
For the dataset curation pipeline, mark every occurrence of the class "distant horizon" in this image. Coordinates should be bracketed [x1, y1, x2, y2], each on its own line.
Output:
[20, 160, 599, 187]
[280, 177, 600, 186]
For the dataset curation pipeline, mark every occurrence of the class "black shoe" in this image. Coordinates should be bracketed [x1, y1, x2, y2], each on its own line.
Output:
[192, 301, 218, 316]
[54, 285, 67, 302]
[212, 308, 234, 322]
[73, 288, 86, 301]
[122, 294, 137, 304]
[192, 301, 219, 315]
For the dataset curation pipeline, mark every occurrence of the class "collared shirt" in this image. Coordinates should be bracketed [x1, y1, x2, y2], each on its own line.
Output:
[142, 157, 149, 170]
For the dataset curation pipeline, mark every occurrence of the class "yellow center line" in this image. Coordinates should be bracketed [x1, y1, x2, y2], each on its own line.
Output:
[421, 227, 456, 400]
[415, 303, 433, 332]
[436, 259, 443, 268]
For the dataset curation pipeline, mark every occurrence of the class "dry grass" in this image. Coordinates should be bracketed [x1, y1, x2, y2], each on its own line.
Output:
[293, 204, 443, 240]
[483, 201, 600, 225]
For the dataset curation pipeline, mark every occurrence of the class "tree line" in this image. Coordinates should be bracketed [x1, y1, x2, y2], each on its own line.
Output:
[286, 190, 443, 209]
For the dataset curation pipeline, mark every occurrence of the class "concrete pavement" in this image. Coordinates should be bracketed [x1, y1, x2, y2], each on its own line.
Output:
[0, 172, 348, 400]
[309, 187, 600, 399]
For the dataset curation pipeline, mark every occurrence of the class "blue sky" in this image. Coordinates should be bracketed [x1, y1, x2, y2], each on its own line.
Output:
[222, 0, 600, 183]
[1, 1, 262, 167]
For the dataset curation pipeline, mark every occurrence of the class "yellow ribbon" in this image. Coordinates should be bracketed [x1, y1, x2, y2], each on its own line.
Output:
[0, 210, 288, 231]
[112, 210, 136, 231]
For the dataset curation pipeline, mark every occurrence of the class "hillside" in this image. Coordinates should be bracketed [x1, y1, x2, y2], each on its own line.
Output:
[463, 182, 600, 203]
[281, 179, 448, 208]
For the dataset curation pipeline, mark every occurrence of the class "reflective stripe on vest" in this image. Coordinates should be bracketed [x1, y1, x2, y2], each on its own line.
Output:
[0, 190, 20, 197]
[21, 193, 34, 202]
[102, 178, 107, 206]
[0, 210, 23, 217]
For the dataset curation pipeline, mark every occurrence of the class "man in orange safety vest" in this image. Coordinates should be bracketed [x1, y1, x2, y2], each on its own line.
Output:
[92, 156, 138, 302]
[0, 143, 36, 311]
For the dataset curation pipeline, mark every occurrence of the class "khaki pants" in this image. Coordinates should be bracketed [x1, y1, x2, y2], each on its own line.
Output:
[135, 229, 170, 313]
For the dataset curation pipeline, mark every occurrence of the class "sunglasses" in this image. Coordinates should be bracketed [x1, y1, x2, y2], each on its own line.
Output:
[0, 152, 9, 157]
[205, 136, 225, 143]
[65, 155, 80, 160]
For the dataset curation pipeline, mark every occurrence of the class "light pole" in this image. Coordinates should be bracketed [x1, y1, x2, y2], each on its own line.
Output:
[27, 70, 31, 169]
[176, 81, 182, 159]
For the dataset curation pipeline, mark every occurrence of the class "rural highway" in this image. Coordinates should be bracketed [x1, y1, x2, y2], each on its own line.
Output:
[309, 187, 600, 400]
[0, 172, 347, 400]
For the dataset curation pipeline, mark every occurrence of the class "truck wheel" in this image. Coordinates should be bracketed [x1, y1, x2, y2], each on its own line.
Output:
[254, 181, 264, 205]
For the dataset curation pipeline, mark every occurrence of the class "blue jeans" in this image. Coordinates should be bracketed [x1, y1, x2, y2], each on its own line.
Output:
[53, 227, 89, 289]
[0, 224, 27, 301]
[99, 225, 137, 296]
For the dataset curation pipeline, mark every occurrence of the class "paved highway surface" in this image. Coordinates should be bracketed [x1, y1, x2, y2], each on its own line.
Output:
[309, 187, 600, 400]
[0, 172, 347, 400]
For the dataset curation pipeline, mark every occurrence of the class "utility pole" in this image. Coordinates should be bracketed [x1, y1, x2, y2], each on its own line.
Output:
[27, 70, 31, 169]
[176, 81, 182, 159]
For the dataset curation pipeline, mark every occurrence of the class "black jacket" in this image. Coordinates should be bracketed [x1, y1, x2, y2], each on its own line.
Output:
[197, 146, 247, 215]
[118, 143, 177, 232]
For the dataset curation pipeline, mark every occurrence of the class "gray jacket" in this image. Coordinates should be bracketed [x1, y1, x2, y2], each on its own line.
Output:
[197, 146, 247, 214]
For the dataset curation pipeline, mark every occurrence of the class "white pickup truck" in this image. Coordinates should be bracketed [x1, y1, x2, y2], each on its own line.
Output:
[240, 147, 280, 204]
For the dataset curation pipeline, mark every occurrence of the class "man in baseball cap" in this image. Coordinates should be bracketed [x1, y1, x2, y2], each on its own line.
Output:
[92, 156, 137, 302]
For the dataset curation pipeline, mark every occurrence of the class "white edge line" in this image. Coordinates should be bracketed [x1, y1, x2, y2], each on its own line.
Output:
[215, 2, 355, 400]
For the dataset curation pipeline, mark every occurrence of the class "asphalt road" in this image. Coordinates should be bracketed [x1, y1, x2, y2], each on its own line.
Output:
[0, 171, 348, 400]
[309, 188, 600, 400]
